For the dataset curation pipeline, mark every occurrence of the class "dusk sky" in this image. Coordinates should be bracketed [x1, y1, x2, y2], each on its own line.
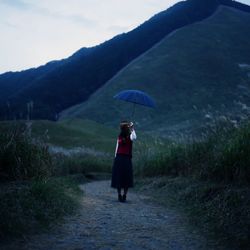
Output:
[0, 0, 250, 73]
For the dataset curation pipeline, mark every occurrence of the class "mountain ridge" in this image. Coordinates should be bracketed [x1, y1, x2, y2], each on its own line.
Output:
[59, 6, 250, 137]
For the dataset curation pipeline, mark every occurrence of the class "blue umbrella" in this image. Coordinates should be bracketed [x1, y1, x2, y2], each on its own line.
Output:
[114, 90, 156, 108]
[114, 89, 156, 117]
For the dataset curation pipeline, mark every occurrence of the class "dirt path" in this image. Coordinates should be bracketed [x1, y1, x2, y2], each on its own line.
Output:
[2, 180, 218, 250]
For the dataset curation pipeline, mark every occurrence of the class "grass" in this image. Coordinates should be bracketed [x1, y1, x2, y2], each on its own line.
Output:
[28, 119, 117, 152]
[135, 120, 250, 248]
[137, 177, 250, 249]
[0, 118, 158, 240]
[0, 175, 84, 239]
[1, 116, 249, 247]
[141, 120, 250, 183]
[0, 122, 88, 240]
[0, 119, 160, 178]
[0, 119, 118, 177]
[52, 153, 113, 176]
[0, 119, 116, 151]
[0, 122, 52, 181]
[0, 119, 122, 240]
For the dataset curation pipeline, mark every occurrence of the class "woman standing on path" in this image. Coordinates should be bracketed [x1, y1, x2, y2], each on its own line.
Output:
[111, 121, 136, 202]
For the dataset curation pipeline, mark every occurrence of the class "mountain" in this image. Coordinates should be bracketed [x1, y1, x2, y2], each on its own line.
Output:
[60, 6, 250, 137]
[0, 0, 250, 120]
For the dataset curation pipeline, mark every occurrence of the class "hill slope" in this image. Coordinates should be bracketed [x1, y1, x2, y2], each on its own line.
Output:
[0, 119, 116, 152]
[0, 0, 250, 120]
[60, 7, 250, 136]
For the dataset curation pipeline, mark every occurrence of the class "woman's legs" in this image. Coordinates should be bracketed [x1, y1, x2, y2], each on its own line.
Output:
[117, 187, 129, 202]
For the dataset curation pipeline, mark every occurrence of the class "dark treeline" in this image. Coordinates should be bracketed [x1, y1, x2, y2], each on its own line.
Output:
[0, 0, 250, 120]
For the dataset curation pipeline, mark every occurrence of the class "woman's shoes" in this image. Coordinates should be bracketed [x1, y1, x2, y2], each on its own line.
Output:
[118, 194, 127, 202]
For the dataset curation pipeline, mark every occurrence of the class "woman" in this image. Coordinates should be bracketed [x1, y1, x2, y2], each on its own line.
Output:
[111, 121, 136, 202]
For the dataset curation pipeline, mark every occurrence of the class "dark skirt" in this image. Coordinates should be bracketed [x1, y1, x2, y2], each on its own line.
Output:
[111, 154, 134, 188]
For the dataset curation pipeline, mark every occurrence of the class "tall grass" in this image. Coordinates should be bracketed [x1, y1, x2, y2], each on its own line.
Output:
[0, 176, 83, 239]
[52, 153, 112, 176]
[0, 123, 52, 181]
[0, 123, 84, 239]
[137, 120, 250, 248]
[141, 120, 250, 183]
[137, 176, 250, 249]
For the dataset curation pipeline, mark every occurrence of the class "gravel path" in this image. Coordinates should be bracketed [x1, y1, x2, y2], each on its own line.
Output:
[2, 180, 216, 250]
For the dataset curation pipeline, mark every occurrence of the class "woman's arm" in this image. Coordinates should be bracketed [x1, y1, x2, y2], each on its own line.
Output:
[130, 129, 137, 141]
[115, 140, 118, 156]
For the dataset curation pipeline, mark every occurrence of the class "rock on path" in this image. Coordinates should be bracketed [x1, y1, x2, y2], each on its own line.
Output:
[2, 180, 215, 250]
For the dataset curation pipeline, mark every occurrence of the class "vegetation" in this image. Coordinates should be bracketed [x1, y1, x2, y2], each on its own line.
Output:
[0, 175, 83, 239]
[0, 116, 249, 248]
[140, 120, 250, 183]
[136, 120, 250, 248]
[1, 1, 250, 120]
[0, 122, 52, 181]
[31, 119, 116, 151]
[52, 153, 112, 176]
[0, 118, 152, 240]
[137, 176, 249, 249]
[0, 122, 85, 239]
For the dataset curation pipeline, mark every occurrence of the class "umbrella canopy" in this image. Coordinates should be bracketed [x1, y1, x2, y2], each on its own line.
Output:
[113, 90, 156, 108]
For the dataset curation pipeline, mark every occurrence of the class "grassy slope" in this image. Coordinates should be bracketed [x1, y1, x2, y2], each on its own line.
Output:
[0, 121, 88, 239]
[60, 7, 250, 137]
[0, 175, 85, 239]
[33, 119, 117, 152]
[1, 114, 249, 245]
[33, 120, 155, 154]
[135, 120, 250, 248]
[136, 177, 250, 249]
[0, 119, 117, 153]
[0, 120, 160, 238]
[0, 119, 158, 174]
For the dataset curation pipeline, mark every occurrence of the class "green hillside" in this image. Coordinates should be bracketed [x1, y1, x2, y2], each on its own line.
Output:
[0, 119, 156, 158]
[60, 7, 250, 137]
[0, 119, 161, 176]
[0, 119, 116, 153]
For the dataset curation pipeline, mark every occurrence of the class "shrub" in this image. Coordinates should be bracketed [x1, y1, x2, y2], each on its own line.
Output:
[0, 176, 82, 239]
[141, 120, 250, 183]
[0, 123, 52, 181]
[52, 153, 112, 176]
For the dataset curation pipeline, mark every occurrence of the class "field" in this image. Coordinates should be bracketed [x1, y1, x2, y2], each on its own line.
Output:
[0, 117, 249, 247]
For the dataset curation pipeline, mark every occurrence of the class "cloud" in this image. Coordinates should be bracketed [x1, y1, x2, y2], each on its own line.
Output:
[107, 25, 130, 34]
[241, 0, 250, 5]
[0, 20, 18, 29]
[0, 0, 30, 9]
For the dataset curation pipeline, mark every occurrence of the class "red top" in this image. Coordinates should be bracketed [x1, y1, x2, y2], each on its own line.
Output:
[116, 136, 133, 157]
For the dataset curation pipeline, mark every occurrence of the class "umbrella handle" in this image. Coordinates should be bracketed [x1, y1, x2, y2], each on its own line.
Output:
[131, 103, 136, 120]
